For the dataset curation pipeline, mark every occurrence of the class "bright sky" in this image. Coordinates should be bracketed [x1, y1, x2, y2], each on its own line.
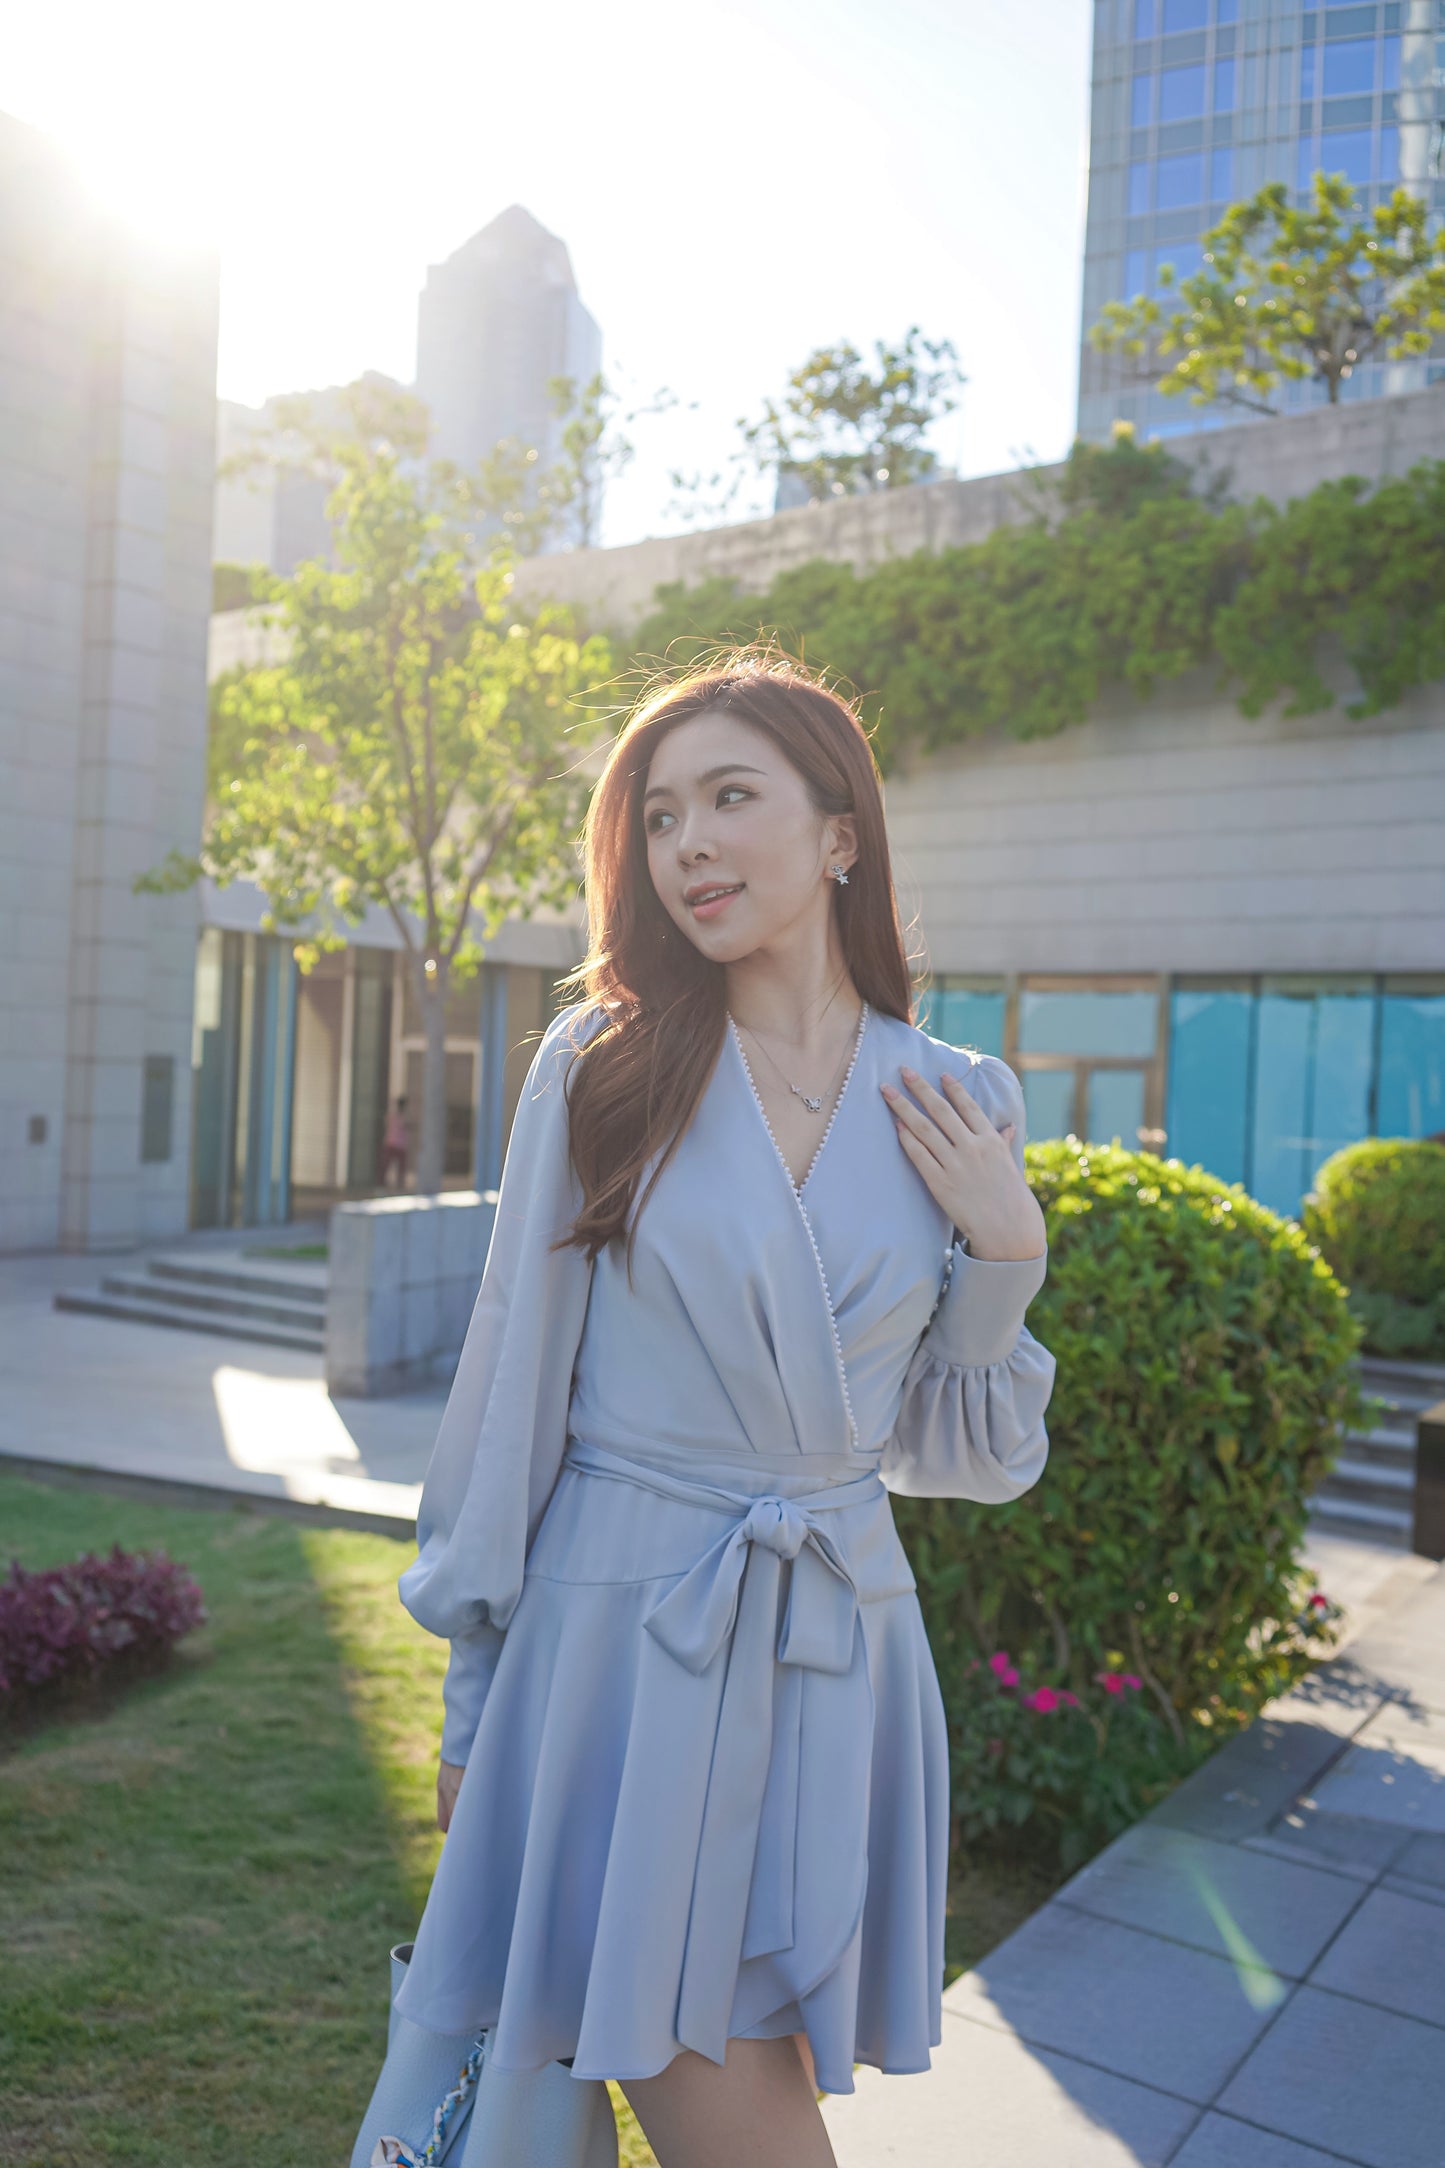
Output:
[7, 0, 1092, 548]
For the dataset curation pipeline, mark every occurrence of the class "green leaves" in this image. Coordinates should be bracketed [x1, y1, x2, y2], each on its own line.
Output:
[631, 434, 1445, 756]
[892, 1138, 1363, 1861]
[1090, 173, 1445, 415]
[1303, 1136, 1445, 1358]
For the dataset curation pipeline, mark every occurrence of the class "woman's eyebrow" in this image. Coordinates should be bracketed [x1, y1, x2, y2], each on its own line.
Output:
[643, 762, 766, 805]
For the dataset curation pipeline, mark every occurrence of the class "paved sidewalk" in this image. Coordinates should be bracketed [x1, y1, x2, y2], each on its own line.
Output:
[823, 1555, 1445, 2168]
[0, 1244, 439, 1534]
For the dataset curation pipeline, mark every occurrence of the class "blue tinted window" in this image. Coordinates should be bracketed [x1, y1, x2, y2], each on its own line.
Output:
[923, 986, 1006, 1057]
[1160, 61, 1207, 119]
[1252, 990, 1314, 1216]
[1301, 45, 1317, 99]
[1383, 34, 1400, 89]
[1156, 150, 1206, 205]
[1017, 989, 1159, 1058]
[1214, 56, 1237, 108]
[1163, 0, 1208, 27]
[1298, 135, 1319, 190]
[1322, 37, 1377, 94]
[1159, 239, 1204, 282]
[1167, 988, 1252, 1188]
[1088, 1069, 1148, 1148]
[1380, 124, 1399, 181]
[1215, 0, 1238, 19]
[1022, 1070, 1074, 1142]
[1210, 146, 1234, 198]
[1129, 160, 1153, 213]
[1124, 246, 1152, 293]
[1308, 991, 1377, 1189]
[1320, 125, 1375, 182]
[1132, 72, 1154, 126]
[1135, 0, 1156, 35]
[1377, 988, 1445, 1135]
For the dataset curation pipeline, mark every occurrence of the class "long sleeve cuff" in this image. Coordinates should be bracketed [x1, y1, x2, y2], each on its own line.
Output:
[922, 1242, 1048, 1368]
[440, 1618, 507, 1766]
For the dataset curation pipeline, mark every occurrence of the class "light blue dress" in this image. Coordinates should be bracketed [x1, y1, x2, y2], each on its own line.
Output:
[392, 999, 1056, 2098]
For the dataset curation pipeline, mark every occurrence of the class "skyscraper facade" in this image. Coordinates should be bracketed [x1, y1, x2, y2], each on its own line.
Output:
[416, 205, 602, 549]
[1078, 0, 1445, 441]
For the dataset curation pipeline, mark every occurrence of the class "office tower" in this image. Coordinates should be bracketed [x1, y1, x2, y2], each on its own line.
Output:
[212, 372, 408, 575]
[416, 205, 602, 549]
[1078, 0, 1445, 441]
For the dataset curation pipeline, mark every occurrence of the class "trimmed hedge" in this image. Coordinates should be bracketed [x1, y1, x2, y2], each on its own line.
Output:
[892, 1138, 1361, 1862]
[1302, 1136, 1445, 1361]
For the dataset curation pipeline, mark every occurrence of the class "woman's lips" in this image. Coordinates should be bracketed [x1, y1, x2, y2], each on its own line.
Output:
[688, 883, 744, 920]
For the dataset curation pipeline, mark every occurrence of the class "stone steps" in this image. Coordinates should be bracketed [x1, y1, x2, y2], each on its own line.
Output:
[54, 1248, 327, 1354]
[1311, 1356, 1445, 1549]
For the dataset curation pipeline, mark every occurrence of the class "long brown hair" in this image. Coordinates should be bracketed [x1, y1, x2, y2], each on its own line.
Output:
[558, 650, 914, 1259]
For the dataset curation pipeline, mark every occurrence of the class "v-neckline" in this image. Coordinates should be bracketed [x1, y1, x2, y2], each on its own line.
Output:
[727, 1002, 870, 1197]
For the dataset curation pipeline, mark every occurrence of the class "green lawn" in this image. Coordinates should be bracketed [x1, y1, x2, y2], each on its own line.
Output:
[0, 1473, 1055, 2166]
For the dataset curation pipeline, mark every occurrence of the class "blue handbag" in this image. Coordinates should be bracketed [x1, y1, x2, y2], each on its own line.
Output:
[350, 1942, 619, 2168]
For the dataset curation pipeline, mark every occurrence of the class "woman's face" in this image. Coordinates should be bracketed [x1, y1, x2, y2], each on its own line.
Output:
[642, 708, 856, 965]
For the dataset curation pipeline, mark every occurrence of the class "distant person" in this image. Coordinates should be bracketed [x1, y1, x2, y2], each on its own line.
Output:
[378, 1096, 409, 1189]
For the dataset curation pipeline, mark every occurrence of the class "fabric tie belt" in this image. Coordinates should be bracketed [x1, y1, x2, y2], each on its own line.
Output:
[561, 1435, 893, 2065]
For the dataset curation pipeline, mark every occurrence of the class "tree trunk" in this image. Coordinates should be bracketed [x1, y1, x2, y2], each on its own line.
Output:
[415, 966, 449, 1195]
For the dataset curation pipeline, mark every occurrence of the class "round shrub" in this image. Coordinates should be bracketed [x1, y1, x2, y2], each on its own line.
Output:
[1302, 1137, 1445, 1359]
[892, 1138, 1361, 1858]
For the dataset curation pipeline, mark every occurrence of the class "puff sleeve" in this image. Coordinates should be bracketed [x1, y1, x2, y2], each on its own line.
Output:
[880, 1053, 1056, 1504]
[398, 1003, 598, 1764]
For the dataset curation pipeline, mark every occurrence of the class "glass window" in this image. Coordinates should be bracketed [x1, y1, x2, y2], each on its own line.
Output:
[1252, 989, 1315, 1217]
[1378, 985, 1445, 1135]
[1018, 988, 1159, 1058]
[1214, 56, 1237, 108]
[1163, 0, 1208, 27]
[1160, 61, 1208, 118]
[1210, 145, 1234, 198]
[1129, 160, 1153, 213]
[919, 984, 1006, 1057]
[1379, 123, 1399, 180]
[1322, 37, 1377, 94]
[1088, 1069, 1148, 1149]
[1167, 987, 1253, 1188]
[1023, 1070, 1075, 1143]
[1216, 0, 1238, 19]
[1132, 72, 1154, 126]
[1124, 245, 1152, 293]
[1383, 33, 1401, 88]
[1307, 990, 1377, 1190]
[1301, 45, 1317, 99]
[1135, 0, 1157, 35]
[1158, 239, 1204, 282]
[1156, 149, 1206, 204]
[1297, 134, 1320, 190]
[1320, 125, 1375, 182]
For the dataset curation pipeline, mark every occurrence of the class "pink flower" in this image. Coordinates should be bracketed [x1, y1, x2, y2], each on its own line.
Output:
[989, 1650, 1020, 1688]
[1097, 1671, 1126, 1694]
[1308, 1593, 1330, 1612]
[1060, 1690, 1080, 1708]
[1122, 1674, 1143, 1691]
[1022, 1686, 1061, 1713]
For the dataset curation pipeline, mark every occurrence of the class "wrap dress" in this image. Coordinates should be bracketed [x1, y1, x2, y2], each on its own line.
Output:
[392, 998, 1057, 2098]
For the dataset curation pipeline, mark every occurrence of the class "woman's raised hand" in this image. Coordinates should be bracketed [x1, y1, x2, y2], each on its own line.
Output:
[882, 1066, 1047, 1262]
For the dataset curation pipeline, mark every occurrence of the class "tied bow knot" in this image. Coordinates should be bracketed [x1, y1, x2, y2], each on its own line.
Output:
[642, 1492, 860, 1679]
[740, 1494, 810, 1561]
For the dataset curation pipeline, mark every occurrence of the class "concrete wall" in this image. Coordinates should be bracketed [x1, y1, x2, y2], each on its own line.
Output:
[0, 113, 219, 1252]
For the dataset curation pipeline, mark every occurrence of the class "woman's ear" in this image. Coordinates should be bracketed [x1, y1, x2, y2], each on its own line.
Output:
[825, 812, 859, 872]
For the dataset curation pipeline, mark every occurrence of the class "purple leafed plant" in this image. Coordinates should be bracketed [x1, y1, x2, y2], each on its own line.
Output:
[0, 1543, 207, 1708]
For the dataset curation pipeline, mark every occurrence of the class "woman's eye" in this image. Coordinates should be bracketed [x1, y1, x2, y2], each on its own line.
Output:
[646, 809, 675, 835]
[718, 786, 753, 807]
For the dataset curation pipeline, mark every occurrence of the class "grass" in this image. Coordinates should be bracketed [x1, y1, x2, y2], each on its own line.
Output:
[0, 1473, 1057, 2166]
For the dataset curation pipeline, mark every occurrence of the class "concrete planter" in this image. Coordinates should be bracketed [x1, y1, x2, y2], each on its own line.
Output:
[326, 1190, 498, 1398]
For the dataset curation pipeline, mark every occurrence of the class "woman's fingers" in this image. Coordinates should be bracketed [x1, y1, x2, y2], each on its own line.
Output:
[882, 1080, 946, 1163]
[901, 1067, 970, 1144]
[938, 1072, 995, 1134]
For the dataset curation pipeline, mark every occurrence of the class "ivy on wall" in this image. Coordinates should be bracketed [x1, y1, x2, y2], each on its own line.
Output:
[626, 433, 1445, 767]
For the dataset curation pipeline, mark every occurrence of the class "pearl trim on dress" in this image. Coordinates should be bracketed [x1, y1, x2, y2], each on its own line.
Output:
[727, 1003, 870, 1449]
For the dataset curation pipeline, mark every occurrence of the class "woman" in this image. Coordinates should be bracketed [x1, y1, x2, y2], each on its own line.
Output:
[383, 655, 1055, 2167]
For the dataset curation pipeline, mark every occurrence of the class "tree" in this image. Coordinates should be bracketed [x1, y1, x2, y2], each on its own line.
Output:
[140, 431, 614, 1196]
[464, 370, 679, 554]
[739, 326, 965, 503]
[1090, 172, 1445, 417]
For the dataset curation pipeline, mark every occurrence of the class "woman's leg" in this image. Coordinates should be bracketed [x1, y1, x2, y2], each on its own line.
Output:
[618, 2035, 836, 2168]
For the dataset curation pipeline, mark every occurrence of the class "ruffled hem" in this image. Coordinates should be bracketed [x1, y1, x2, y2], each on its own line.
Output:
[392, 1524, 949, 2100]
